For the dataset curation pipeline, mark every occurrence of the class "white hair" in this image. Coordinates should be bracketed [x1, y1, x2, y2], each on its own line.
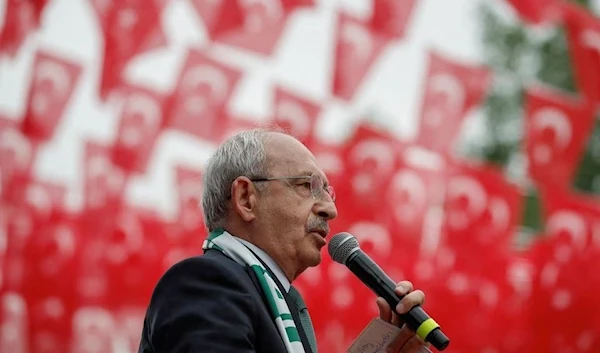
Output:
[201, 127, 285, 231]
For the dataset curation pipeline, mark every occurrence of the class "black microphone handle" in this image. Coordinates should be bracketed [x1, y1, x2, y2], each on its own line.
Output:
[346, 250, 450, 351]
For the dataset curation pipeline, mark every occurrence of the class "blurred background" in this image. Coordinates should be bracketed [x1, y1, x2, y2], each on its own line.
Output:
[1, 0, 600, 352]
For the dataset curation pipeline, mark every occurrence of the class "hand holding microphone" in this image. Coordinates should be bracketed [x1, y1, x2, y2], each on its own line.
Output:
[328, 232, 450, 352]
[375, 281, 433, 352]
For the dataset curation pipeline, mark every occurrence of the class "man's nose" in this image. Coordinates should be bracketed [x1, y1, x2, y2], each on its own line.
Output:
[313, 196, 338, 220]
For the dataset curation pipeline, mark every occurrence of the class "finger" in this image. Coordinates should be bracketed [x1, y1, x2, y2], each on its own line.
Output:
[397, 334, 428, 353]
[385, 325, 415, 353]
[378, 297, 404, 327]
[396, 290, 425, 314]
[377, 297, 393, 322]
[391, 310, 402, 327]
[395, 281, 413, 297]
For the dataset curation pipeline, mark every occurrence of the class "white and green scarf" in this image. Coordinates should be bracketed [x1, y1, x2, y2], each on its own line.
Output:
[202, 228, 306, 353]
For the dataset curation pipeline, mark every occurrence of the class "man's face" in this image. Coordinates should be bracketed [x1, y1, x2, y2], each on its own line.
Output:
[255, 133, 338, 280]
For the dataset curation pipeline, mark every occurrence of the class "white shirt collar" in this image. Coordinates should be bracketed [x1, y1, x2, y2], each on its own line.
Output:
[234, 237, 291, 292]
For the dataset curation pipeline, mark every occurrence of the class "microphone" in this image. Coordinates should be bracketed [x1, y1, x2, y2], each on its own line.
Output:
[328, 232, 450, 351]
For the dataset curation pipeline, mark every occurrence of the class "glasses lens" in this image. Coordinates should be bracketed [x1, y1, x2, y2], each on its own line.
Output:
[310, 175, 335, 202]
[310, 175, 320, 198]
[326, 185, 336, 202]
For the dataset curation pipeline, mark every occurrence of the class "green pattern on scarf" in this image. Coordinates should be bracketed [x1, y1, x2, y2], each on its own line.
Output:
[202, 229, 306, 353]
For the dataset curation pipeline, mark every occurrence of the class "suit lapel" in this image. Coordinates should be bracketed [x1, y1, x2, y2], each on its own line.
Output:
[244, 249, 315, 353]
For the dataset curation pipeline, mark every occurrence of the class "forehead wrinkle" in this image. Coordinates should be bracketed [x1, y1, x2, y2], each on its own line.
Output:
[264, 132, 324, 178]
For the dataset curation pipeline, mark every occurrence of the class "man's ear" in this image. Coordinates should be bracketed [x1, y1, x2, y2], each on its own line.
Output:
[231, 176, 258, 222]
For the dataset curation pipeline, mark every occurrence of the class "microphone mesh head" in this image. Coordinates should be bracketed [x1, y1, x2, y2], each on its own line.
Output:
[328, 232, 360, 264]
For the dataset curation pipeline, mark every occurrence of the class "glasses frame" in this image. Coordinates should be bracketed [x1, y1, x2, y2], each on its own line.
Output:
[250, 173, 336, 202]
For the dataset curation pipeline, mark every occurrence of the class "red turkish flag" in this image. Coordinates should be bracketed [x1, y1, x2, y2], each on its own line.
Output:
[70, 307, 118, 353]
[162, 218, 206, 272]
[307, 139, 345, 191]
[26, 296, 75, 353]
[99, 0, 162, 99]
[3, 176, 67, 297]
[368, 0, 417, 40]
[539, 186, 600, 259]
[405, 242, 537, 353]
[384, 146, 448, 254]
[158, 167, 206, 270]
[22, 211, 78, 287]
[415, 50, 491, 155]
[174, 166, 205, 233]
[0, 292, 29, 353]
[2, 177, 67, 302]
[211, 0, 291, 56]
[272, 86, 321, 145]
[21, 50, 82, 141]
[99, 208, 150, 269]
[30, 0, 50, 23]
[0, 0, 38, 56]
[100, 207, 167, 307]
[111, 307, 148, 353]
[332, 13, 390, 101]
[308, 256, 385, 353]
[83, 142, 128, 215]
[523, 85, 595, 187]
[441, 161, 521, 251]
[563, 3, 600, 106]
[73, 243, 112, 308]
[0, 117, 38, 194]
[166, 49, 243, 142]
[280, 0, 314, 11]
[504, 0, 561, 24]
[529, 241, 600, 353]
[347, 219, 410, 277]
[20, 210, 79, 353]
[111, 84, 166, 173]
[188, 0, 246, 39]
[339, 123, 405, 216]
[3, 177, 67, 231]
[91, 0, 168, 54]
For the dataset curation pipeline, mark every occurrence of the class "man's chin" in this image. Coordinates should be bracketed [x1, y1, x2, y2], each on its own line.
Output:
[309, 250, 323, 266]
[301, 250, 323, 268]
[297, 238, 325, 272]
[295, 253, 322, 280]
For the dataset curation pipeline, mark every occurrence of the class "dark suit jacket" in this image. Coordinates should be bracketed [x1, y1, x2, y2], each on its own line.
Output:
[138, 249, 314, 353]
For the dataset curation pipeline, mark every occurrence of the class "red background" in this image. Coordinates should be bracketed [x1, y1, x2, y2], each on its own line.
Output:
[1, 1, 599, 352]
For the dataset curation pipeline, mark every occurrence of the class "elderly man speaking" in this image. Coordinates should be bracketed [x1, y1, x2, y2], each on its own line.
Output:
[138, 128, 430, 353]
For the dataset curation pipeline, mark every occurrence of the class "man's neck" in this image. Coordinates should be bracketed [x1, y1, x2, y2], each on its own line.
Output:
[233, 236, 292, 291]
[225, 223, 298, 283]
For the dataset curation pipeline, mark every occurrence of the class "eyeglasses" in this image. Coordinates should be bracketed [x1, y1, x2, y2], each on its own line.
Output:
[251, 173, 336, 202]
